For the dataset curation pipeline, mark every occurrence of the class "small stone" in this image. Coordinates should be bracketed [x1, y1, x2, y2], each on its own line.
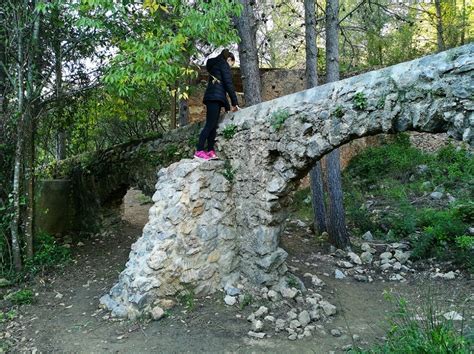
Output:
[337, 260, 354, 268]
[309, 309, 321, 320]
[225, 286, 241, 297]
[267, 290, 279, 301]
[289, 320, 301, 329]
[298, 311, 311, 327]
[443, 271, 456, 280]
[254, 306, 269, 318]
[361, 243, 372, 252]
[335, 249, 346, 258]
[264, 315, 275, 322]
[275, 319, 286, 330]
[287, 311, 297, 320]
[443, 311, 463, 321]
[335, 269, 346, 279]
[248, 331, 266, 339]
[77, 242, 85, 247]
[362, 231, 374, 241]
[150, 306, 165, 321]
[224, 295, 237, 306]
[380, 252, 392, 260]
[303, 329, 312, 337]
[447, 194, 456, 203]
[389, 274, 405, 281]
[288, 334, 297, 341]
[330, 329, 342, 337]
[354, 274, 368, 282]
[469, 227, 474, 235]
[281, 287, 298, 299]
[297, 334, 305, 339]
[430, 191, 443, 200]
[394, 250, 411, 264]
[360, 251, 373, 264]
[380, 263, 392, 271]
[159, 299, 176, 310]
[393, 262, 402, 271]
[416, 165, 429, 174]
[320, 300, 337, 316]
[252, 320, 264, 332]
[348, 252, 362, 265]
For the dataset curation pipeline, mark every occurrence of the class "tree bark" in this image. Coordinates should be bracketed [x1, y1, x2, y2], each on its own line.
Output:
[234, 0, 262, 106]
[178, 99, 189, 127]
[54, 7, 66, 160]
[434, 0, 446, 52]
[24, 3, 41, 260]
[304, 0, 327, 235]
[325, 0, 350, 249]
[11, 12, 25, 271]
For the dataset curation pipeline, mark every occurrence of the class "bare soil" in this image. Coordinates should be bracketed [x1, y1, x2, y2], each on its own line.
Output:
[1, 189, 472, 353]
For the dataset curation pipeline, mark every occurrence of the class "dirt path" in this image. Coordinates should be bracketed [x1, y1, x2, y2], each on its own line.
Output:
[1, 189, 472, 353]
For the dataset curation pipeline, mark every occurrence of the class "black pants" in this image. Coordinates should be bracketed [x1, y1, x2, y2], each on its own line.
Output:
[197, 101, 222, 151]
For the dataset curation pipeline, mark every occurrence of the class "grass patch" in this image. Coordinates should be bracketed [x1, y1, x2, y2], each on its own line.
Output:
[353, 292, 472, 353]
[177, 287, 195, 311]
[270, 109, 290, 131]
[239, 293, 253, 310]
[5, 289, 34, 305]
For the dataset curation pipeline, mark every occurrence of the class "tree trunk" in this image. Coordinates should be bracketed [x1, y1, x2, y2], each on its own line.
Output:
[234, 0, 262, 106]
[54, 12, 66, 160]
[325, 0, 350, 249]
[24, 4, 41, 260]
[434, 0, 446, 52]
[178, 99, 189, 127]
[11, 17, 25, 271]
[304, 0, 327, 235]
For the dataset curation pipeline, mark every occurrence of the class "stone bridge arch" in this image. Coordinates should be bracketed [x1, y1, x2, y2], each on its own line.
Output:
[100, 44, 473, 319]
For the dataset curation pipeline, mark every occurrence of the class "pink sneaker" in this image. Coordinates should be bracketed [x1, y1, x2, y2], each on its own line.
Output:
[194, 150, 210, 161]
[207, 150, 219, 160]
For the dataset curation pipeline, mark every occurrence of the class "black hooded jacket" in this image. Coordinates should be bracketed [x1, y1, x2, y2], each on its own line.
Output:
[203, 55, 239, 110]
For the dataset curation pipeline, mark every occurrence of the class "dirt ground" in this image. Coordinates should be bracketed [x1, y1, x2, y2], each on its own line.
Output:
[1, 189, 472, 353]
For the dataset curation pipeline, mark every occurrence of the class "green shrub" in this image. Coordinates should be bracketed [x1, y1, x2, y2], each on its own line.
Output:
[222, 124, 237, 140]
[353, 92, 368, 110]
[270, 109, 290, 131]
[332, 105, 344, 119]
[221, 160, 236, 183]
[24, 231, 71, 274]
[6, 289, 34, 305]
[345, 133, 425, 185]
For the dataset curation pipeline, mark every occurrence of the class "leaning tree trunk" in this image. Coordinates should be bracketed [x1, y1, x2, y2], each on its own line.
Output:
[234, 0, 262, 106]
[304, 0, 327, 235]
[325, 0, 350, 249]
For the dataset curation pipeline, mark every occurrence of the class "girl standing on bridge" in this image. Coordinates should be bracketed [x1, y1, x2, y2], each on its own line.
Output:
[194, 49, 240, 161]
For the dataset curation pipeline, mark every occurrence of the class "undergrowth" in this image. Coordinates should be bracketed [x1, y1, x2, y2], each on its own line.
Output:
[291, 133, 474, 271]
[353, 291, 472, 353]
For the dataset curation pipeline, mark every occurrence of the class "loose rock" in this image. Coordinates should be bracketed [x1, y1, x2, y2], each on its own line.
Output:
[348, 252, 362, 265]
[320, 300, 337, 316]
[224, 295, 237, 306]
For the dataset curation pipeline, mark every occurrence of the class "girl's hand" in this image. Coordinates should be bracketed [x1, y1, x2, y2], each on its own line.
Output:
[232, 105, 240, 112]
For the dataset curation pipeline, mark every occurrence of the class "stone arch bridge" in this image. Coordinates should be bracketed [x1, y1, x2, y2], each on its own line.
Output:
[97, 44, 474, 319]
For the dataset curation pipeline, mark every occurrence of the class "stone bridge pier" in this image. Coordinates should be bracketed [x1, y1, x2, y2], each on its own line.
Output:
[100, 44, 473, 319]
